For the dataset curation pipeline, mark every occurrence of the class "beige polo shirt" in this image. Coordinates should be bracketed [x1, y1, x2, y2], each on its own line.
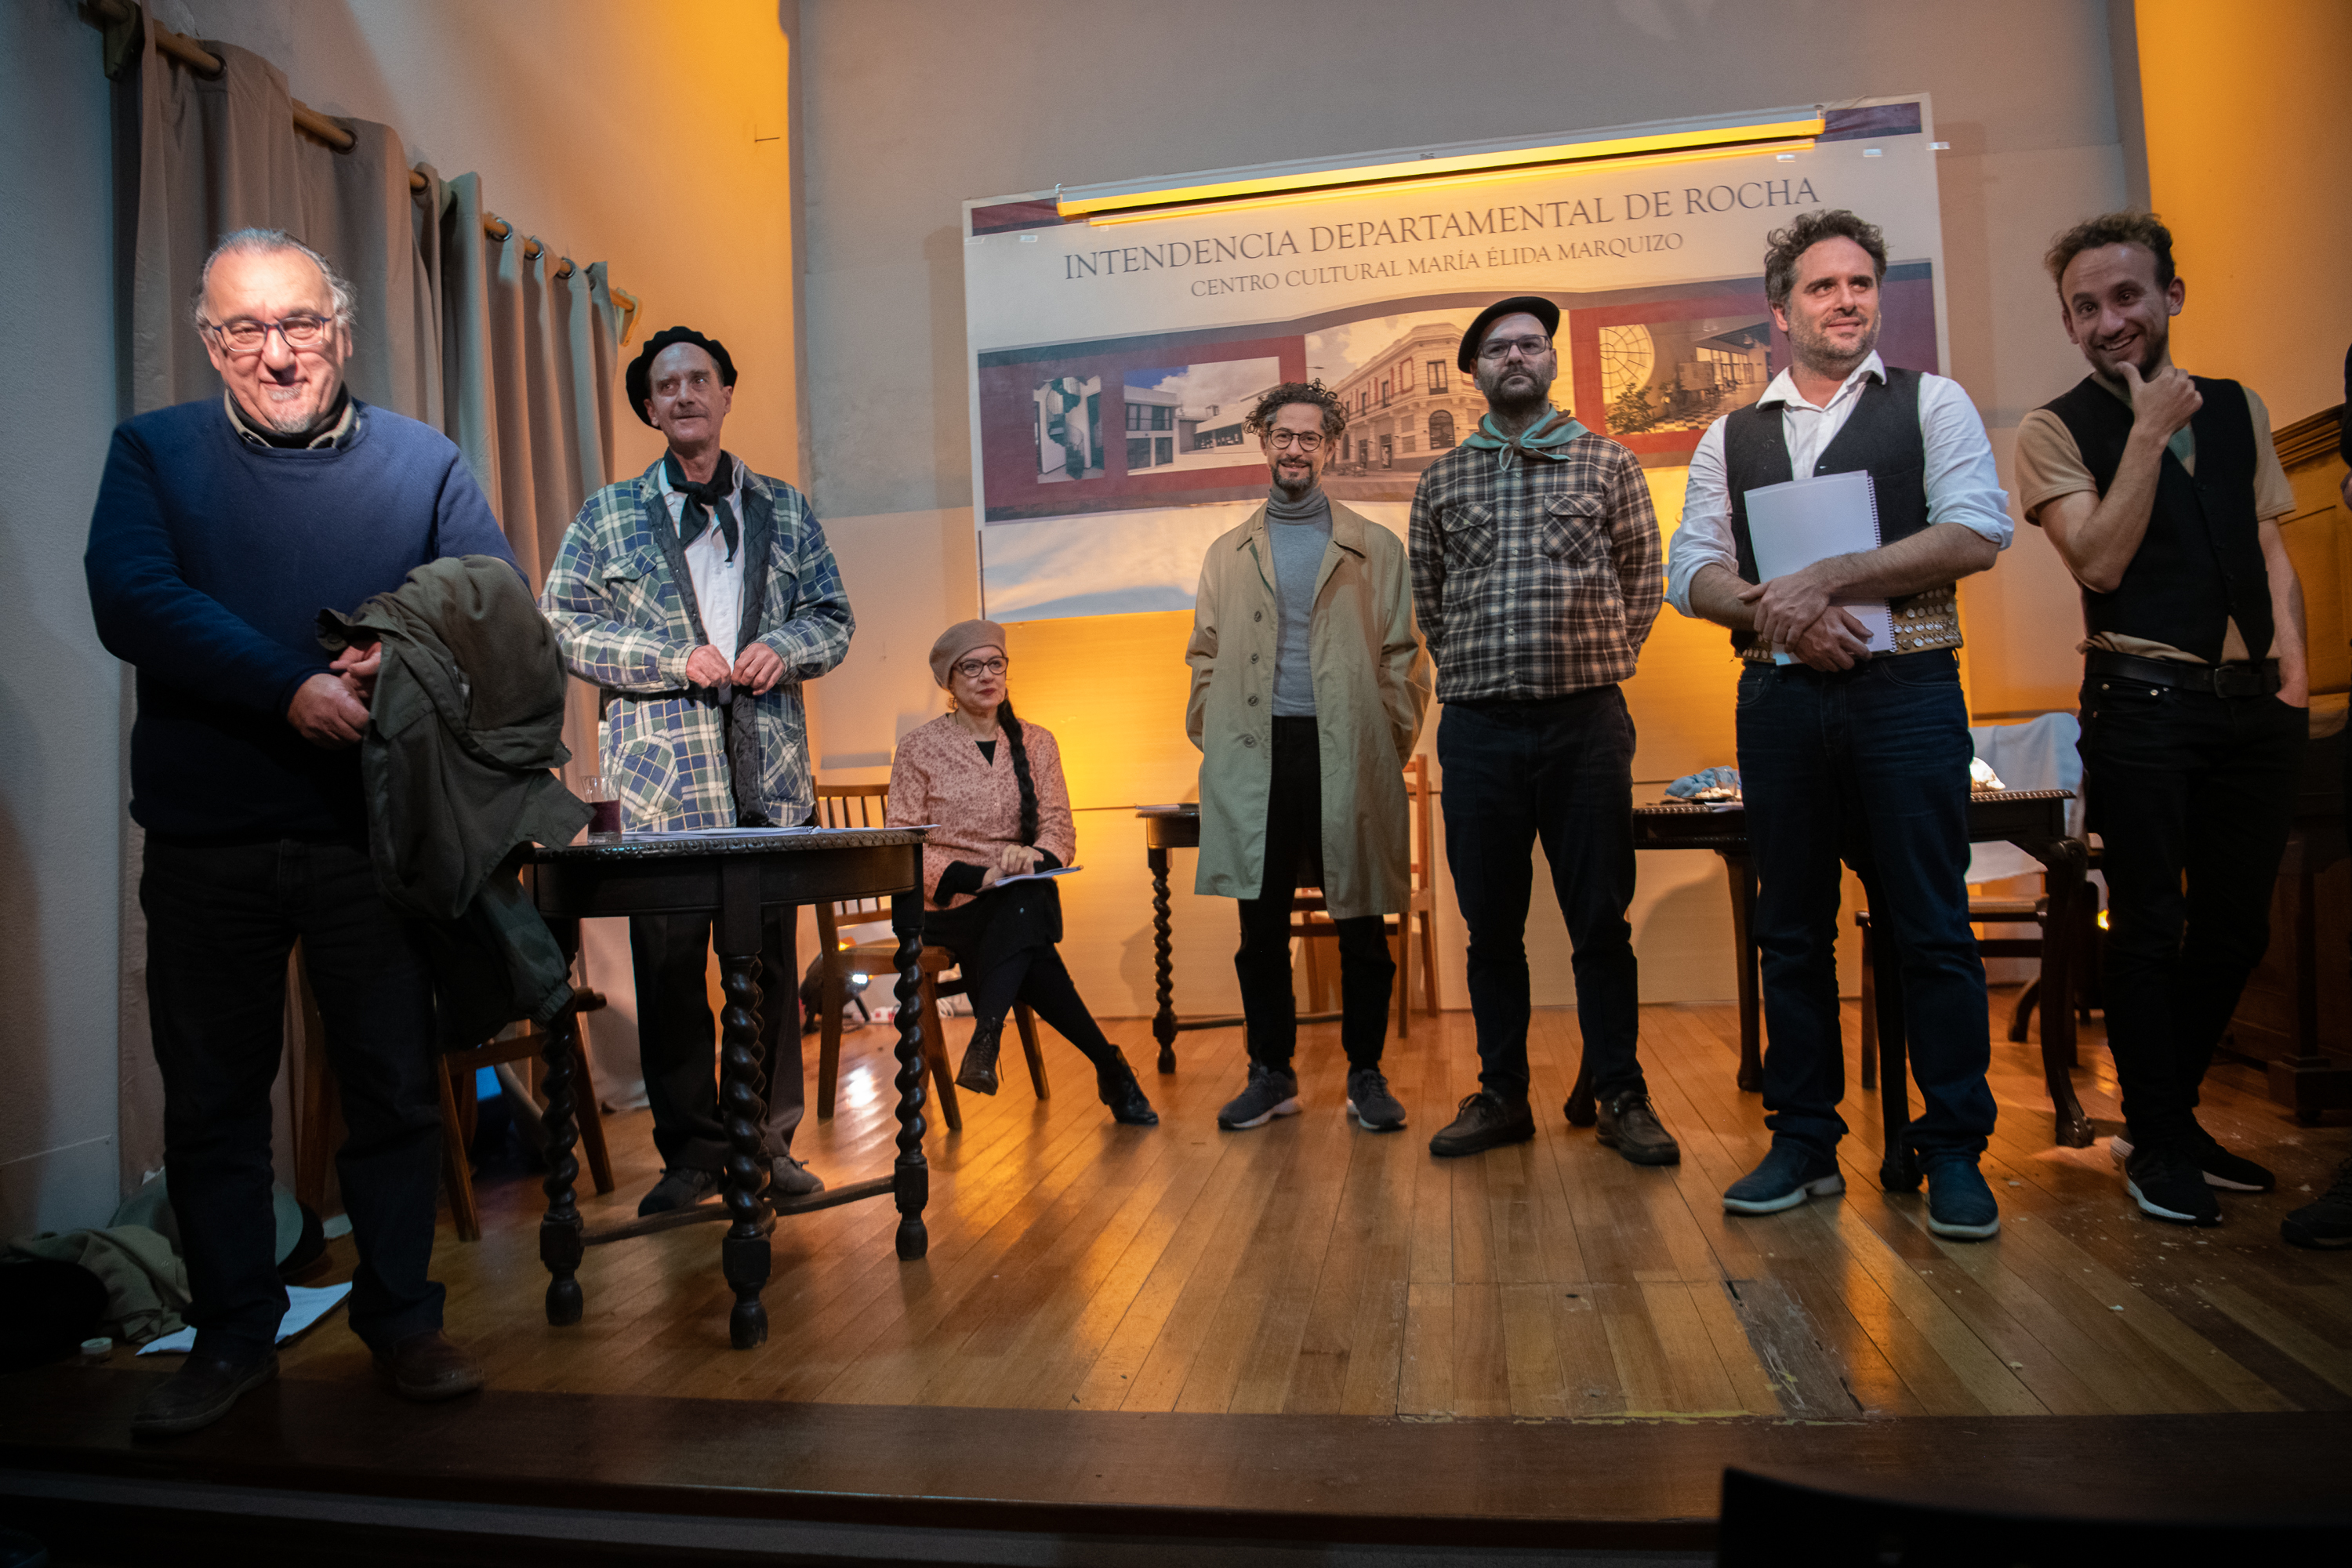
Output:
[2016, 370, 2294, 664]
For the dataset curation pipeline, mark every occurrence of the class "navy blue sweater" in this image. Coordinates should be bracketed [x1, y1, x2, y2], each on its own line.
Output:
[86, 397, 518, 842]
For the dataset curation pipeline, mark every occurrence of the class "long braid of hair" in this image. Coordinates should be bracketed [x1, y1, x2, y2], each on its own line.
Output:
[998, 693, 1040, 845]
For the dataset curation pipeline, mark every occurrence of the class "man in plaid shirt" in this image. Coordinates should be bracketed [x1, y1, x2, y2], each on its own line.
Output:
[1408, 296, 1679, 1165]
[543, 326, 854, 1215]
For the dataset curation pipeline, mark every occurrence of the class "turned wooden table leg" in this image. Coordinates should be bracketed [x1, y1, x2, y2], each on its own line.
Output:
[1149, 845, 1178, 1073]
[1722, 850, 1764, 1092]
[539, 916, 586, 1326]
[716, 862, 771, 1349]
[890, 887, 931, 1261]
[2030, 835, 2095, 1149]
[1869, 918, 1920, 1193]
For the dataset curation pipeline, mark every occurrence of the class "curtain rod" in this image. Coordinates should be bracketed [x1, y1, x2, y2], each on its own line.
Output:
[82, 0, 643, 339]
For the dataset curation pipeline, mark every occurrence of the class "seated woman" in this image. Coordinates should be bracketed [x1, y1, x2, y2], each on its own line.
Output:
[887, 619, 1157, 1126]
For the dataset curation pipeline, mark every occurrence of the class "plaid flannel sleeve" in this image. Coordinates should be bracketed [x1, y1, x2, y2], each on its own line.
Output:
[758, 492, 855, 681]
[1608, 445, 1665, 654]
[1406, 477, 1446, 665]
[539, 494, 694, 692]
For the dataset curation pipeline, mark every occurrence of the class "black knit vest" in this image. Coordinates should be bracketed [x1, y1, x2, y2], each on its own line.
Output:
[1724, 368, 1929, 656]
[2038, 375, 2269, 664]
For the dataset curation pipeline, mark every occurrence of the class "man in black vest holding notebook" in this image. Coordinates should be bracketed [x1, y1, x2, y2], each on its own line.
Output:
[2015, 213, 2307, 1229]
[1667, 209, 2013, 1238]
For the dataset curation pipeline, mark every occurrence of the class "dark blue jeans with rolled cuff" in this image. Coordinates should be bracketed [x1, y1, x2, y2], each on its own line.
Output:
[1437, 685, 1645, 1105]
[1735, 649, 1993, 1163]
[2078, 676, 2304, 1149]
[141, 836, 448, 1361]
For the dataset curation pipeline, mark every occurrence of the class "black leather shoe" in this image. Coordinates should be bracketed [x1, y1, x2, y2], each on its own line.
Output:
[957, 1018, 1004, 1095]
[372, 1330, 486, 1402]
[1427, 1091, 1535, 1157]
[1596, 1091, 1681, 1166]
[1096, 1050, 1160, 1126]
[131, 1348, 278, 1438]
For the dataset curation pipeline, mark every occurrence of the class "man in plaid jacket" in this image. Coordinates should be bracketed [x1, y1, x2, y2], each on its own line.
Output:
[542, 325, 854, 1214]
[1408, 296, 1679, 1167]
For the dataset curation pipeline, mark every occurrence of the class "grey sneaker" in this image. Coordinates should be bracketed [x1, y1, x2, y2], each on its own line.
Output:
[770, 1152, 826, 1199]
[1218, 1062, 1301, 1130]
[637, 1166, 720, 1216]
[1346, 1067, 1406, 1131]
[1595, 1091, 1680, 1166]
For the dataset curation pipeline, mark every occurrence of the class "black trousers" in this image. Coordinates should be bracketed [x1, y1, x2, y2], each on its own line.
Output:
[629, 907, 805, 1171]
[142, 837, 446, 1359]
[1438, 688, 1644, 1102]
[1236, 716, 1396, 1071]
[966, 945, 1119, 1071]
[2079, 677, 2306, 1147]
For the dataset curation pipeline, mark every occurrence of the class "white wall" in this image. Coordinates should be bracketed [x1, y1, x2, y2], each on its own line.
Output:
[0, 1, 127, 1237]
[792, 0, 2137, 1015]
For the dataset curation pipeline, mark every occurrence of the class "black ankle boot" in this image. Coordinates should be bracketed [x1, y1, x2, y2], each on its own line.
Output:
[957, 1018, 1004, 1095]
[1096, 1050, 1159, 1126]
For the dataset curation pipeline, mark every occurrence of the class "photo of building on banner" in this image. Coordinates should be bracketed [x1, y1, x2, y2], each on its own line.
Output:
[963, 98, 1949, 620]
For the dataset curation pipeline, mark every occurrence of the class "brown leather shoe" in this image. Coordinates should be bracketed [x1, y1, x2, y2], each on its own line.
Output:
[372, 1330, 485, 1402]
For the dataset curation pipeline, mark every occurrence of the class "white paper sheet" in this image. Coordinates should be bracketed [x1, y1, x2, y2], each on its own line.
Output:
[992, 864, 1081, 887]
[1743, 470, 1894, 662]
[138, 1281, 352, 1355]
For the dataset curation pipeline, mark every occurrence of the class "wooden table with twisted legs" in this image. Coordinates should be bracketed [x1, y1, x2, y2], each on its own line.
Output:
[530, 827, 931, 1349]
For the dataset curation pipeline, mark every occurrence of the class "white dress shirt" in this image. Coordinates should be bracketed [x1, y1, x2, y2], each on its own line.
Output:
[1665, 352, 2012, 617]
[662, 456, 746, 693]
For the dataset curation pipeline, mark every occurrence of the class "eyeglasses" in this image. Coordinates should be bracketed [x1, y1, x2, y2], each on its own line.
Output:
[203, 314, 334, 354]
[953, 656, 1008, 678]
[1477, 335, 1552, 362]
[1266, 430, 1326, 450]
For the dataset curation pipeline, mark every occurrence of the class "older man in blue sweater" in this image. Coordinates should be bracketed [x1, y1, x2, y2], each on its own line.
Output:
[86, 230, 512, 1436]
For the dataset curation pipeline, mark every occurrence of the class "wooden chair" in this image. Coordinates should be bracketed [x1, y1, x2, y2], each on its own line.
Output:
[811, 782, 1047, 1135]
[294, 956, 615, 1243]
[434, 989, 616, 1243]
[1294, 754, 1443, 1035]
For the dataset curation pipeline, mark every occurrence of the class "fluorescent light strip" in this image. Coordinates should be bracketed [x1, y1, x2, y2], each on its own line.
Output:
[1057, 117, 1824, 221]
[1083, 138, 1819, 228]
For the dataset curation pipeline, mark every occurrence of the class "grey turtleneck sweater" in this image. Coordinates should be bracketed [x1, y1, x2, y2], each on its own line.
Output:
[1264, 485, 1331, 717]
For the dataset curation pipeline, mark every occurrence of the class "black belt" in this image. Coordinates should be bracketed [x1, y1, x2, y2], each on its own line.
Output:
[2085, 649, 2280, 698]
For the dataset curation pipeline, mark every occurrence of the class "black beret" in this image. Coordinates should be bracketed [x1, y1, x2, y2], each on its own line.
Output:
[1456, 296, 1562, 373]
[626, 326, 738, 426]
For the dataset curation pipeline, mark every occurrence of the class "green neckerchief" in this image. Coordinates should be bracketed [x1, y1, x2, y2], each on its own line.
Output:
[1461, 405, 1587, 470]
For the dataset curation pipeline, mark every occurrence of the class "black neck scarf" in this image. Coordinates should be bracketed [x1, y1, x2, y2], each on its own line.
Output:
[664, 450, 741, 560]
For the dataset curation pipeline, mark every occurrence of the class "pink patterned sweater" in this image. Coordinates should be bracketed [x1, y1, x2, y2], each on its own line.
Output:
[887, 710, 1077, 909]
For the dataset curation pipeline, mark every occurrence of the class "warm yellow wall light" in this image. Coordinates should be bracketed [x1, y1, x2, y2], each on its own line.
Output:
[1082, 137, 1819, 228]
[1055, 116, 1825, 222]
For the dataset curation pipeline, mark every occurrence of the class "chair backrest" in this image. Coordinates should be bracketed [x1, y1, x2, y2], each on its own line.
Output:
[1403, 753, 1434, 898]
[813, 783, 894, 943]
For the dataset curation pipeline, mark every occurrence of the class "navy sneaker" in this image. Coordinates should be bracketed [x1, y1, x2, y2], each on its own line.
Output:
[1217, 1062, 1301, 1130]
[1345, 1066, 1407, 1131]
[1920, 1156, 2000, 1240]
[1722, 1142, 1845, 1215]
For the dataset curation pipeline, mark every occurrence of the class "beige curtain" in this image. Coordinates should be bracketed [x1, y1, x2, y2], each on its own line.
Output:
[107, 8, 643, 1192]
[439, 172, 643, 1108]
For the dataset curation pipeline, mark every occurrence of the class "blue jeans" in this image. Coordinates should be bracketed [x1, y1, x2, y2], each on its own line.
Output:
[1735, 650, 1992, 1160]
[1438, 686, 1644, 1103]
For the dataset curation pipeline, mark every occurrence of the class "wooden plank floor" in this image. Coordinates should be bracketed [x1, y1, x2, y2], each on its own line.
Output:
[267, 993, 2352, 1419]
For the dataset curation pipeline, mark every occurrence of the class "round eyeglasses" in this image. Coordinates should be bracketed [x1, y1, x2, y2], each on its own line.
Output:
[1266, 430, 1326, 450]
[953, 656, 1008, 679]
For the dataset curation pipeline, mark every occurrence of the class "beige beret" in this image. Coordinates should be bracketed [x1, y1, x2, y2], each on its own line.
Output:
[928, 619, 1010, 687]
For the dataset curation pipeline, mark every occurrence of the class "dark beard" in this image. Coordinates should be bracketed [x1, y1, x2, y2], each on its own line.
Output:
[1789, 313, 1880, 381]
[1480, 368, 1552, 423]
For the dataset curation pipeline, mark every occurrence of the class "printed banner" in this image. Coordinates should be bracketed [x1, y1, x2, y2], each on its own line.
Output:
[963, 97, 1947, 621]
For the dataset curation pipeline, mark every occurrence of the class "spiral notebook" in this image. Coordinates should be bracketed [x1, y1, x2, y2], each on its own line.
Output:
[1743, 470, 1895, 663]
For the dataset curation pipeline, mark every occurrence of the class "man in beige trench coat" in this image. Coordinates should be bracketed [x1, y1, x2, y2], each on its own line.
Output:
[1187, 381, 1432, 1133]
